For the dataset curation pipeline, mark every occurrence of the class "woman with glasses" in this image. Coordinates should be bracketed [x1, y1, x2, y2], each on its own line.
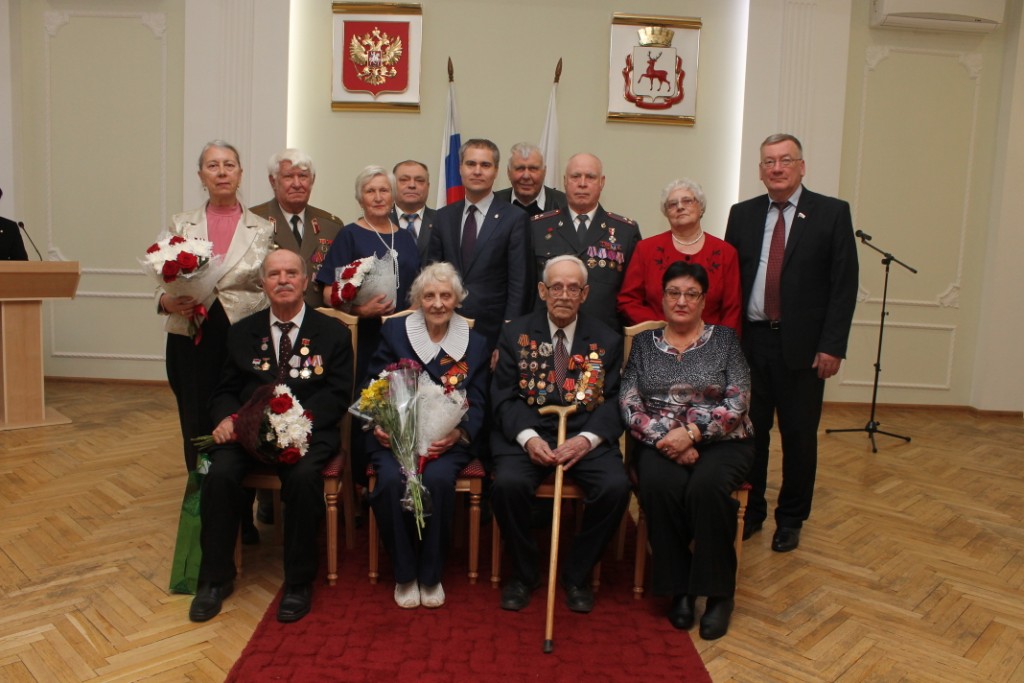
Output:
[618, 178, 742, 332]
[619, 261, 753, 640]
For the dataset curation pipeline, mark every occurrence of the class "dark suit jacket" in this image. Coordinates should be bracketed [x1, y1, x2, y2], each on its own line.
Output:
[490, 309, 624, 458]
[427, 197, 532, 347]
[389, 206, 436, 265]
[249, 200, 344, 308]
[494, 186, 567, 214]
[210, 307, 353, 455]
[724, 187, 859, 369]
[531, 205, 641, 331]
[0, 217, 28, 260]
[365, 314, 491, 445]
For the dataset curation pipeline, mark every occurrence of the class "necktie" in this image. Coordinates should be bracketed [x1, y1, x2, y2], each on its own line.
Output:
[763, 201, 787, 321]
[402, 213, 418, 237]
[461, 205, 478, 267]
[290, 215, 302, 247]
[275, 321, 295, 380]
[554, 329, 568, 397]
[576, 215, 589, 247]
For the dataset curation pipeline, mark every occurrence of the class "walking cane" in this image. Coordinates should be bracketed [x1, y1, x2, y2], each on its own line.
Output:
[539, 403, 577, 654]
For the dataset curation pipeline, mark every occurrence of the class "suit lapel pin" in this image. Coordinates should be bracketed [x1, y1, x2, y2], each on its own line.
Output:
[798, 212, 806, 219]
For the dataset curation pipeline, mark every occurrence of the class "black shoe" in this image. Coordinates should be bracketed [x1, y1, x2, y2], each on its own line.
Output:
[500, 579, 536, 611]
[699, 597, 734, 640]
[771, 526, 801, 552]
[562, 580, 595, 614]
[741, 519, 763, 541]
[277, 582, 313, 623]
[256, 500, 274, 525]
[667, 594, 696, 630]
[189, 580, 234, 622]
[241, 519, 260, 545]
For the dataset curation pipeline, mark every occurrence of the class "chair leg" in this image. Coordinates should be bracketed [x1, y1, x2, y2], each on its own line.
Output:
[467, 486, 481, 584]
[367, 475, 379, 584]
[614, 508, 628, 561]
[633, 508, 647, 599]
[733, 489, 748, 586]
[490, 517, 502, 588]
[341, 468, 357, 551]
[234, 528, 243, 577]
[325, 482, 339, 586]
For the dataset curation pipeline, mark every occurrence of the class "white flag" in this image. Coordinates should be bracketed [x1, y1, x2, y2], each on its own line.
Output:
[538, 82, 560, 190]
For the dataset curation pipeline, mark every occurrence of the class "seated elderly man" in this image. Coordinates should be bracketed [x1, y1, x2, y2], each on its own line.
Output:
[189, 249, 352, 624]
[490, 254, 630, 613]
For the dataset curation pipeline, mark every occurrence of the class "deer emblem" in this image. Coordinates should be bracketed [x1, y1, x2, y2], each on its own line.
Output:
[638, 51, 670, 92]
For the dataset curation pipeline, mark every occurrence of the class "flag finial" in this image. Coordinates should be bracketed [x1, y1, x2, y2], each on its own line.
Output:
[554, 58, 563, 84]
[447, 57, 454, 83]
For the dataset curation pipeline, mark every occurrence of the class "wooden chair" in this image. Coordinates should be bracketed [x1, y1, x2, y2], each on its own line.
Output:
[234, 307, 359, 586]
[366, 309, 486, 584]
[621, 319, 748, 598]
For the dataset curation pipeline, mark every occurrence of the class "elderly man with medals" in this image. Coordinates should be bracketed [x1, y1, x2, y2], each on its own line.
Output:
[490, 255, 630, 614]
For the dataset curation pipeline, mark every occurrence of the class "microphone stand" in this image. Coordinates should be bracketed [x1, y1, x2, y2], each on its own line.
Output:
[825, 231, 915, 453]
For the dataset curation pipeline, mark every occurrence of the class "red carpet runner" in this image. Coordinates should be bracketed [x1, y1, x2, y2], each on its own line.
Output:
[228, 513, 712, 682]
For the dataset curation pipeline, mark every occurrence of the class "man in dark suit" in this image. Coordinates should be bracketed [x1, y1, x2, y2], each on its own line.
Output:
[494, 142, 567, 217]
[0, 187, 29, 261]
[531, 153, 641, 332]
[251, 149, 344, 308]
[189, 249, 352, 624]
[427, 138, 531, 349]
[491, 255, 630, 613]
[389, 159, 435, 264]
[724, 133, 858, 553]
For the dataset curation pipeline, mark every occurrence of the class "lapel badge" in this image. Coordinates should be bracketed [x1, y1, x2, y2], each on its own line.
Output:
[312, 217, 321, 234]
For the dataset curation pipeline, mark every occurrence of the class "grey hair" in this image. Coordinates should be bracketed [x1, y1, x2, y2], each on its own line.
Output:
[198, 140, 241, 170]
[507, 142, 543, 170]
[459, 138, 500, 166]
[353, 165, 395, 203]
[542, 254, 588, 285]
[268, 148, 316, 178]
[760, 133, 803, 153]
[660, 178, 707, 217]
[260, 247, 308, 280]
[408, 261, 468, 306]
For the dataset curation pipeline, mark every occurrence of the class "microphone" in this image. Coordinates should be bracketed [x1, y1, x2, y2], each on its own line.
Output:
[18, 221, 44, 260]
[855, 229, 872, 241]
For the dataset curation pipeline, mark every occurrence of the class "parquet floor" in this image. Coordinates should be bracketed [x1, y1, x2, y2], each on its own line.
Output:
[0, 382, 1022, 681]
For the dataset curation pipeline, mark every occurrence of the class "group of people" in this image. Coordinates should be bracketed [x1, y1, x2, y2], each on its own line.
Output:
[159, 132, 858, 641]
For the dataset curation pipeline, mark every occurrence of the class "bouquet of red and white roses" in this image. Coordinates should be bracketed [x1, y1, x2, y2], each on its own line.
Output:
[194, 384, 313, 465]
[330, 253, 398, 308]
[141, 232, 224, 341]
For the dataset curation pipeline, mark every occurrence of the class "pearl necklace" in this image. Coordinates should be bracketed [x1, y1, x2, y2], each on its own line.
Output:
[671, 229, 704, 247]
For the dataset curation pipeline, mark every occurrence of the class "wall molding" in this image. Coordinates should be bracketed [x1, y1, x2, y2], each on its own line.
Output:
[841, 320, 955, 390]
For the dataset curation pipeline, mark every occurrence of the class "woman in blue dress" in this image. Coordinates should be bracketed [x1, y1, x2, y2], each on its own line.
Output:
[316, 165, 420, 385]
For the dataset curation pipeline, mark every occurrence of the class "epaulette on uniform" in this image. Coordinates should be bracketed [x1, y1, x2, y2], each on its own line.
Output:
[606, 211, 636, 225]
[532, 208, 564, 222]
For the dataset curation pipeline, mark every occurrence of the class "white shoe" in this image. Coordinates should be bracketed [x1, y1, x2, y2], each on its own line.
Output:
[394, 581, 420, 609]
[420, 582, 445, 608]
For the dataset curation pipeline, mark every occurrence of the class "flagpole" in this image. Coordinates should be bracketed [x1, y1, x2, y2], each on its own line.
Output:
[436, 58, 464, 208]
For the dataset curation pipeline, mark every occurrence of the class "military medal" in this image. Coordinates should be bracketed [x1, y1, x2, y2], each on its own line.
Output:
[289, 368, 299, 378]
[300, 367, 312, 379]
[261, 361, 271, 371]
[300, 339, 311, 355]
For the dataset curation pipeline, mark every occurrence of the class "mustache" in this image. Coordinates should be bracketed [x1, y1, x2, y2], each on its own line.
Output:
[273, 284, 295, 293]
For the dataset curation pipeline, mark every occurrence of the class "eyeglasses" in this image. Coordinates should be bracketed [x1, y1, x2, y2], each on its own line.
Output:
[664, 288, 704, 303]
[760, 157, 802, 169]
[665, 197, 698, 211]
[544, 283, 585, 298]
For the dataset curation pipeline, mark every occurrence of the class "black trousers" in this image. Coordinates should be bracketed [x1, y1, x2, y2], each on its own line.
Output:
[742, 324, 825, 529]
[165, 301, 230, 472]
[635, 439, 752, 598]
[368, 446, 471, 586]
[492, 445, 630, 588]
[198, 441, 331, 585]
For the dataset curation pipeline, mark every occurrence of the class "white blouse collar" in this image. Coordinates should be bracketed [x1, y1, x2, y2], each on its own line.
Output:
[406, 310, 470, 364]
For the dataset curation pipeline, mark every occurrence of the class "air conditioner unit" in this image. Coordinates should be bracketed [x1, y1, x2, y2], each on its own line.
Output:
[870, 0, 1004, 33]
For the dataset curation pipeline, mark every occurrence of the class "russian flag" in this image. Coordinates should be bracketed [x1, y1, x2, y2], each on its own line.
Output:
[436, 79, 464, 208]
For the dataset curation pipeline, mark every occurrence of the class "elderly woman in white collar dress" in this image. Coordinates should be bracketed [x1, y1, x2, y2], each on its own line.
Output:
[365, 262, 490, 609]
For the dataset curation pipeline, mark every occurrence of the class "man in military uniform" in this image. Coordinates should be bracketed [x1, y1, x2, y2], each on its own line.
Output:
[494, 142, 566, 217]
[251, 148, 344, 308]
[530, 153, 640, 331]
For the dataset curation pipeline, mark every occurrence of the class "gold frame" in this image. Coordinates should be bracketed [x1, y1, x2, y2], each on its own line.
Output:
[331, 3, 423, 112]
[607, 13, 702, 126]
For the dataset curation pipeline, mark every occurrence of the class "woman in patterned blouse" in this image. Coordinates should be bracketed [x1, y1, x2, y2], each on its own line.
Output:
[619, 261, 753, 640]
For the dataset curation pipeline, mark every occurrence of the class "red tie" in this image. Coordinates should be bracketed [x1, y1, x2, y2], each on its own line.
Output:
[554, 329, 569, 397]
[763, 201, 787, 321]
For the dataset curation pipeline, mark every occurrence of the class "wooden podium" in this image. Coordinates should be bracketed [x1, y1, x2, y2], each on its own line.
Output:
[0, 261, 81, 430]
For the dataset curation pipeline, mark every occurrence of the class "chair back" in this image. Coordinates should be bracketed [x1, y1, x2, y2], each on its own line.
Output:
[622, 320, 666, 369]
[316, 307, 359, 443]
